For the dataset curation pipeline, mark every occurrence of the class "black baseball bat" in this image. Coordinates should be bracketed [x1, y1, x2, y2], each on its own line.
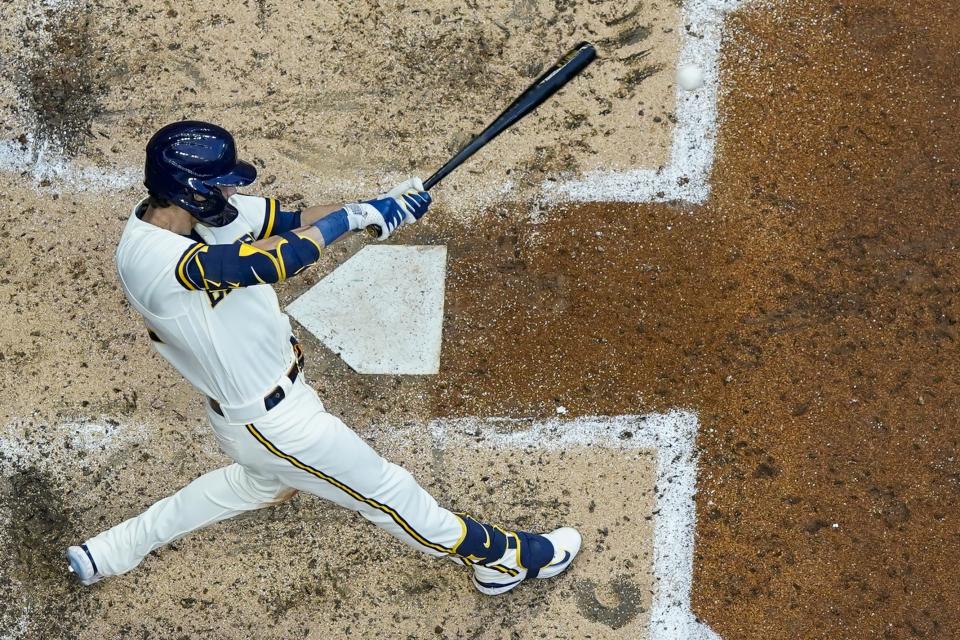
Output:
[368, 41, 597, 236]
[425, 41, 597, 190]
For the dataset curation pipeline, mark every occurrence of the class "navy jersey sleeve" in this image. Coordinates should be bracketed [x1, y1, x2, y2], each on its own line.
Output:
[256, 197, 302, 240]
[174, 232, 322, 291]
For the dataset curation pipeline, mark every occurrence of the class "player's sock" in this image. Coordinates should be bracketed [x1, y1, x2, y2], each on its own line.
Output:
[451, 514, 510, 566]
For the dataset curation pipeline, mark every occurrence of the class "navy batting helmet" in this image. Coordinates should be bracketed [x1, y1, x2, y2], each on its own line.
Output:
[144, 121, 257, 227]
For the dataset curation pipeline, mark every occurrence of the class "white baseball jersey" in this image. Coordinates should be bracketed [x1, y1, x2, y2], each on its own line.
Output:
[85, 188, 572, 593]
[115, 195, 295, 406]
[93, 195, 470, 582]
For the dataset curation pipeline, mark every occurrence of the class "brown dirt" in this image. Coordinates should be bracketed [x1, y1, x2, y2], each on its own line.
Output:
[434, 0, 960, 638]
[1, 0, 958, 638]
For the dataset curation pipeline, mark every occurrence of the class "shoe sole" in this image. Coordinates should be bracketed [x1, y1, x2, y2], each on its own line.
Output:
[472, 575, 525, 595]
[66, 545, 103, 586]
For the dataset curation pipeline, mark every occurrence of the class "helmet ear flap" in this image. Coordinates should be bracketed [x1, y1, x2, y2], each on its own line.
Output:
[178, 177, 237, 226]
[193, 183, 239, 227]
[186, 177, 216, 199]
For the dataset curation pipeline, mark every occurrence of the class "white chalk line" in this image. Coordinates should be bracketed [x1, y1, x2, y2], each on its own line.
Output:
[1, 410, 718, 639]
[370, 412, 721, 640]
[545, 0, 748, 204]
[0, 137, 139, 193]
[1, 0, 748, 207]
[0, 417, 149, 480]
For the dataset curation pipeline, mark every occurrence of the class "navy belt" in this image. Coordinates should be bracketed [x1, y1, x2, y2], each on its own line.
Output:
[209, 338, 304, 417]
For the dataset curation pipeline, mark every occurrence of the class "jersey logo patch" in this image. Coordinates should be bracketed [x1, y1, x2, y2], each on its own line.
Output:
[206, 289, 230, 307]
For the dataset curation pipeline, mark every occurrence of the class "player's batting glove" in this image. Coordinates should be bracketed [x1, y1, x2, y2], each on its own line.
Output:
[343, 198, 406, 241]
[381, 177, 432, 224]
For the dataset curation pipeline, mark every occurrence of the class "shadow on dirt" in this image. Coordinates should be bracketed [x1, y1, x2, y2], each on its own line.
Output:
[1, 465, 88, 638]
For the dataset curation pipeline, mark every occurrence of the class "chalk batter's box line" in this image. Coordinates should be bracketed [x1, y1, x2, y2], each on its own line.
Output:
[370, 412, 721, 640]
[545, 0, 751, 206]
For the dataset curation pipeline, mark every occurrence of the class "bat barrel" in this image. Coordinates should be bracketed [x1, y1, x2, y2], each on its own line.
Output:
[423, 41, 596, 192]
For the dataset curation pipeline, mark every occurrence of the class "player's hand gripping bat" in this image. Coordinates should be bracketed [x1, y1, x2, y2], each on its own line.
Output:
[367, 41, 597, 236]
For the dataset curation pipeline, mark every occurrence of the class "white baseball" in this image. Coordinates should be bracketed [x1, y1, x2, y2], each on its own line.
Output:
[677, 64, 704, 91]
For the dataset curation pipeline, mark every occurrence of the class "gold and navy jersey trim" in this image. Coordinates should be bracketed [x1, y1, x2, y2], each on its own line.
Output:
[173, 232, 322, 292]
[257, 199, 303, 239]
[245, 423, 456, 555]
[175, 242, 204, 290]
[259, 198, 278, 240]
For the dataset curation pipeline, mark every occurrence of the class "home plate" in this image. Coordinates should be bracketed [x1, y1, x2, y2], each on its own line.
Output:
[287, 245, 447, 375]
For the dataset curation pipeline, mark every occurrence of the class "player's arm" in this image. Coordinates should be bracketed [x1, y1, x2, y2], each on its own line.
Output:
[176, 182, 431, 291]
[175, 228, 324, 291]
[257, 178, 430, 238]
[256, 199, 344, 239]
[298, 204, 348, 226]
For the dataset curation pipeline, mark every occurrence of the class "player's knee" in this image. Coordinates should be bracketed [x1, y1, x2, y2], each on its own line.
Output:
[270, 487, 299, 504]
[227, 465, 287, 503]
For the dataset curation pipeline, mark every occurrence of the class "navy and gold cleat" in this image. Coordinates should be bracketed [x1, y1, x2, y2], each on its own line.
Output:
[471, 527, 582, 595]
[66, 544, 103, 586]
[454, 515, 581, 596]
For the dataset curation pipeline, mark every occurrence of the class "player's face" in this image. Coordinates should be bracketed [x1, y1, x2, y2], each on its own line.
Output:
[192, 186, 237, 204]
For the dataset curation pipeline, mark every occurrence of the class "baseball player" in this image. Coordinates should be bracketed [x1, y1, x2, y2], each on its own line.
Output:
[65, 121, 581, 596]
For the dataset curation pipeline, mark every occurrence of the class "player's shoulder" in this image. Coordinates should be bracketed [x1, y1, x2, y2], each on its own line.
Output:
[231, 192, 271, 222]
[116, 200, 198, 289]
[230, 193, 280, 239]
[230, 193, 270, 217]
[118, 201, 191, 255]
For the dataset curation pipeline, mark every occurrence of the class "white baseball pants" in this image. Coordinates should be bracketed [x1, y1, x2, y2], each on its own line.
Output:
[84, 376, 466, 577]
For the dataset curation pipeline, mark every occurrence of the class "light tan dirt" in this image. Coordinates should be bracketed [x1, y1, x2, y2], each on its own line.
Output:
[1, 0, 679, 218]
[0, 0, 680, 638]
[77, 445, 656, 640]
[4, 0, 958, 639]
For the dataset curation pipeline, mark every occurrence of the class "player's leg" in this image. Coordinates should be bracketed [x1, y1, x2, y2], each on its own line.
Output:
[241, 407, 462, 558]
[236, 379, 581, 594]
[70, 463, 293, 584]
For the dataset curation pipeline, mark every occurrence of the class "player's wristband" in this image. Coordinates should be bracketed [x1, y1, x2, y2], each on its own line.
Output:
[312, 209, 351, 246]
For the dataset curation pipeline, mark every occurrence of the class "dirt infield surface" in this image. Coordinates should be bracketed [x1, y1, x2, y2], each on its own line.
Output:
[436, 1, 960, 637]
[1, 0, 959, 639]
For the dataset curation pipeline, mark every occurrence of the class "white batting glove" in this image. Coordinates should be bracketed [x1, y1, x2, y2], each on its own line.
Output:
[380, 177, 432, 224]
[343, 199, 406, 240]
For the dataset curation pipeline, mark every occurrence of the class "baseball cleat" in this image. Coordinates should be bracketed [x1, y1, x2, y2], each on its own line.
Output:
[66, 544, 103, 586]
[471, 527, 582, 596]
